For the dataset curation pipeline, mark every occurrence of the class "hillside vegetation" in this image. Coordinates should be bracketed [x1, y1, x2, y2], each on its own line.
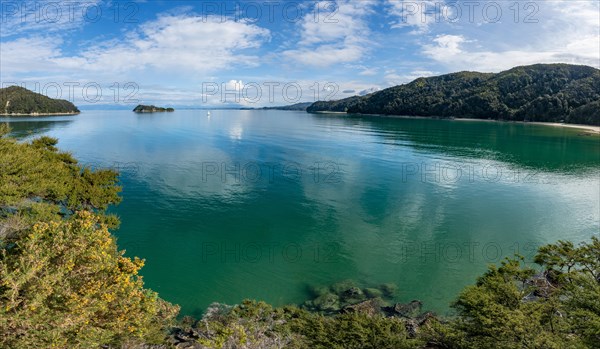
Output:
[0, 125, 178, 348]
[133, 105, 175, 112]
[0, 86, 80, 115]
[260, 102, 314, 111]
[308, 64, 600, 125]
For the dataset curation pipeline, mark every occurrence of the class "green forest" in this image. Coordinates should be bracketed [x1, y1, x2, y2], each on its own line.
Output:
[308, 64, 600, 125]
[133, 105, 175, 113]
[0, 126, 598, 348]
[0, 86, 80, 115]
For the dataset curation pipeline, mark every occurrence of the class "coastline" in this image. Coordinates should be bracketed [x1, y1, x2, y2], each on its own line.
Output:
[454, 118, 600, 134]
[311, 111, 348, 114]
[0, 112, 80, 116]
[312, 111, 600, 134]
[133, 110, 174, 113]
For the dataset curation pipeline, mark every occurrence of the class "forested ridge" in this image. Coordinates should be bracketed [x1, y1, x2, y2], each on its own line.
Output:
[308, 64, 600, 125]
[0, 86, 80, 115]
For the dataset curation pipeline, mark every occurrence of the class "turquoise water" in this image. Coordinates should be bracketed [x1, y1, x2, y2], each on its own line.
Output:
[3, 110, 599, 317]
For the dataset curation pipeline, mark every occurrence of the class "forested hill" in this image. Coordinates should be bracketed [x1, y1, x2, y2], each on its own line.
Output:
[0, 86, 80, 115]
[133, 105, 175, 112]
[307, 64, 600, 125]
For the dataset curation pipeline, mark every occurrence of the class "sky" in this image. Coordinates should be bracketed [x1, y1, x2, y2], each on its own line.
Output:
[0, 0, 599, 108]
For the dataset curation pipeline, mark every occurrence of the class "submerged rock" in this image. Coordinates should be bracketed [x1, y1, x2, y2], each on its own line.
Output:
[308, 285, 331, 298]
[331, 279, 357, 294]
[312, 293, 340, 312]
[341, 298, 383, 317]
[304, 280, 403, 314]
[378, 283, 399, 298]
[363, 287, 383, 299]
[340, 286, 366, 304]
[384, 300, 423, 318]
[342, 286, 364, 298]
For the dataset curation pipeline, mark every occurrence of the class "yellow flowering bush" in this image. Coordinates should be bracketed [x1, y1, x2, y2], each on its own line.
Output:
[0, 132, 122, 239]
[0, 211, 179, 348]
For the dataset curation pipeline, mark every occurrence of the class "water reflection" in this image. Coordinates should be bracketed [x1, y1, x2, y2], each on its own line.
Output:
[309, 113, 600, 172]
[3, 110, 599, 315]
[1, 118, 74, 139]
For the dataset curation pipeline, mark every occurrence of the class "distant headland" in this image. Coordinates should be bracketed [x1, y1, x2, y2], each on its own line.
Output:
[0, 86, 80, 116]
[133, 105, 175, 113]
[307, 64, 600, 126]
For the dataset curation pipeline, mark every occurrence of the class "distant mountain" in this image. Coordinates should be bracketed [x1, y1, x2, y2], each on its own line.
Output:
[261, 102, 314, 111]
[307, 64, 600, 125]
[133, 105, 175, 113]
[78, 105, 133, 111]
[0, 86, 79, 115]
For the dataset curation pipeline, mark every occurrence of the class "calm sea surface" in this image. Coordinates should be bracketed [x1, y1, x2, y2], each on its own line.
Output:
[3, 110, 599, 317]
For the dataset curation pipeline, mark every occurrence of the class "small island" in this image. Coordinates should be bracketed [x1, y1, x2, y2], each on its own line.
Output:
[0, 86, 80, 116]
[133, 105, 175, 113]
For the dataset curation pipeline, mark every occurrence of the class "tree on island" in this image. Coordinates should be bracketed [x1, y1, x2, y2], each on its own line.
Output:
[133, 105, 175, 113]
[0, 86, 79, 115]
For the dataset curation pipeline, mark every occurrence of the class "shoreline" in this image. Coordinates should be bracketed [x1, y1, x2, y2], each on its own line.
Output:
[313, 111, 600, 134]
[0, 112, 80, 117]
[454, 118, 600, 134]
[312, 111, 348, 114]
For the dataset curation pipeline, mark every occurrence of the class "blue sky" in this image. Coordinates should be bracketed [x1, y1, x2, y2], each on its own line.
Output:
[1, 0, 599, 108]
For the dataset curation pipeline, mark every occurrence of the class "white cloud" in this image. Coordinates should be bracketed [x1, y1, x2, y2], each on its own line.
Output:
[3, 0, 597, 106]
[0, 0, 103, 38]
[387, 0, 442, 33]
[384, 69, 438, 85]
[281, 0, 376, 67]
[359, 67, 379, 76]
[422, 34, 465, 58]
[359, 87, 380, 96]
[1, 15, 271, 80]
[67, 15, 270, 74]
[420, 1, 600, 71]
[284, 45, 365, 67]
[130, 79, 382, 107]
[0, 37, 64, 75]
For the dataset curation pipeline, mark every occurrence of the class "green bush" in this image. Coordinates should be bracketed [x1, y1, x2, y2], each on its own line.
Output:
[0, 130, 121, 239]
[425, 238, 600, 348]
[0, 212, 179, 348]
[192, 300, 422, 349]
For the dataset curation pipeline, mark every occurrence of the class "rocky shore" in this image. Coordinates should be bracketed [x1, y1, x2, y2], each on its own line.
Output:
[164, 280, 435, 349]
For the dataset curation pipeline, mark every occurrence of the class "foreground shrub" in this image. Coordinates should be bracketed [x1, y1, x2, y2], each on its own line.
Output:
[282, 306, 422, 349]
[0, 131, 121, 239]
[182, 300, 422, 349]
[425, 238, 600, 349]
[0, 211, 179, 348]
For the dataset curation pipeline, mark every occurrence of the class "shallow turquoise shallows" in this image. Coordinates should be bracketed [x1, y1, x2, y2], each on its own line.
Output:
[3, 110, 599, 317]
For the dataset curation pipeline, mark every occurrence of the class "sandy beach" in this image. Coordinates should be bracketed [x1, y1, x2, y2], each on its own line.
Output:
[526, 121, 600, 134]
[454, 118, 600, 134]
[315, 111, 600, 135]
